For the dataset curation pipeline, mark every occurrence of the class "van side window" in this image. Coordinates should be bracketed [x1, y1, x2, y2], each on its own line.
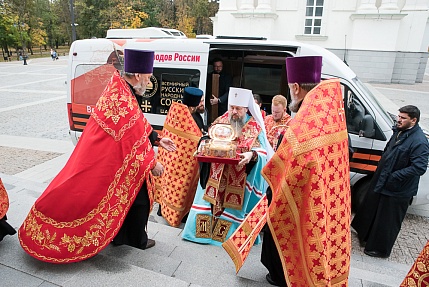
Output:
[343, 84, 382, 139]
[151, 68, 200, 116]
[346, 90, 366, 135]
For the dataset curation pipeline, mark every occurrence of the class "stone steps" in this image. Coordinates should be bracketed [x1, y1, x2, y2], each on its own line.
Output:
[100, 217, 272, 287]
[142, 210, 410, 287]
[0, 174, 412, 287]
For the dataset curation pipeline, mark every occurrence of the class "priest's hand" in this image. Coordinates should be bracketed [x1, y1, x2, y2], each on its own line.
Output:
[210, 94, 219, 105]
[238, 151, 253, 167]
[151, 162, 164, 176]
[160, 137, 176, 152]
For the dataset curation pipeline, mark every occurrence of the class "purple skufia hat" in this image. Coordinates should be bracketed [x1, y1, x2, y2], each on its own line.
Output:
[183, 87, 203, 107]
[286, 56, 322, 84]
[124, 49, 155, 74]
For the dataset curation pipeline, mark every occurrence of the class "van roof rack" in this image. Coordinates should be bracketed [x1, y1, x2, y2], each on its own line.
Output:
[106, 27, 187, 39]
[215, 36, 267, 41]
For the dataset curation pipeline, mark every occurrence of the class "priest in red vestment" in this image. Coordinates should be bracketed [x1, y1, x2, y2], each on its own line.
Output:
[263, 94, 291, 150]
[155, 87, 205, 227]
[18, 49, 174, 263]
[0, 178, 16, 242]
[261, 56, 351, 286]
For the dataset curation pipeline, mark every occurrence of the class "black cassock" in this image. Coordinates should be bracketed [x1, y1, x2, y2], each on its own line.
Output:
[112, 131, 158, 249]
[0, 215, 16, 242]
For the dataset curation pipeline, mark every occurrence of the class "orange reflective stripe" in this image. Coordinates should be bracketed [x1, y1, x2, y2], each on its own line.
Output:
[349, 162, 377, 172]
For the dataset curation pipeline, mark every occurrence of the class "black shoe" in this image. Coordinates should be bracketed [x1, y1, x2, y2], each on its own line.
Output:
[364, 250, 389, 258]
[111, 239, 123, 246]
[144, 239, 156, 249]
[266, 273, 280, 286]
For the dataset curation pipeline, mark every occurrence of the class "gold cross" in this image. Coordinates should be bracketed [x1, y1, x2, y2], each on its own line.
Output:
[172, 114, 180, 125]
[338, 107, 345, 122]
[140, 100, 151, 113]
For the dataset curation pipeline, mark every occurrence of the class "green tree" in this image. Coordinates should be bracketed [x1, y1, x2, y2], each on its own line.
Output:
[75, 0, 110, 39]
[106, 0, 148, 29]
[0, 3, 20, 58]
[7, 0, 35, 53]
[0, 0, 220, 54]
[174, 0, 196, 38]
[191, 0, 218, 35]
[155, 0, 175, 29]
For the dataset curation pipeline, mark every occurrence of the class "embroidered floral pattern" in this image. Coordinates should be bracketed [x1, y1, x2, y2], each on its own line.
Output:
[21, 148, 150, 258]
[0, 178, 9, 219]
[18, 71, 156, 263]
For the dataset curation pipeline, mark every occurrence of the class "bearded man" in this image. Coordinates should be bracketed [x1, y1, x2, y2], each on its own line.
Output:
[261, 56, 351, 286]
[18, 49, 175, 263]
[182, 87, 272, 246]
[352, 105, 429, 258]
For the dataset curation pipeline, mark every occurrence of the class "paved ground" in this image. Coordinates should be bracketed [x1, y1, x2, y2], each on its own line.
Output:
[0, 56, 429, 286]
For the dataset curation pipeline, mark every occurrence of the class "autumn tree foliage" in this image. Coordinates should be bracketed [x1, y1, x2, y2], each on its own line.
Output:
[0, 0, 219, 58]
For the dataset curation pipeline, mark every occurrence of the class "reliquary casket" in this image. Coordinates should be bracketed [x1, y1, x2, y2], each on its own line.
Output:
[198, 124, 238, 160]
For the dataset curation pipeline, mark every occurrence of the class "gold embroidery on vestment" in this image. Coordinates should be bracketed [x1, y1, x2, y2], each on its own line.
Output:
[289, 129, 348, 157]
[21, 136, 155, 260]
[196, 214, 212, 238]
[212, 219, 232, 242]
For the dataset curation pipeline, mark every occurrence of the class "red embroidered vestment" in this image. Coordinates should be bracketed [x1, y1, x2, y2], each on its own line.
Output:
[155, 102, 202, 227]
[262, 79, 351, 286]
[18, 71, 156, 263]
[0, 178, 9, 219]
[264, 113, 292, 149]
[401, 240, 429, 287]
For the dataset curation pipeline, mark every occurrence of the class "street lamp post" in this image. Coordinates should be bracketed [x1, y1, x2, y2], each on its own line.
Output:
[70, 0, 77, 42]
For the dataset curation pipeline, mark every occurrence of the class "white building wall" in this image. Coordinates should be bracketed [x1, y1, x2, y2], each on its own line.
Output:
[422, 17, 429, 51]
[212, 0, 429, 84]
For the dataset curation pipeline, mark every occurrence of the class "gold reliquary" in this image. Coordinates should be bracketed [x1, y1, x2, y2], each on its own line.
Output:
[196, 124, 240, 164]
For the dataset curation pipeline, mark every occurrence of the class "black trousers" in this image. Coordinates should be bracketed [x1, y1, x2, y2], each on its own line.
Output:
[260, 187, 287, 287]
[113, 182, 150, 249]
[0, 215, 16, 242]
[351, 191, 410, 257]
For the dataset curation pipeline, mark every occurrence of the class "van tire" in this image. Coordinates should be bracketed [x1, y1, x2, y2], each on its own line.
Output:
[351, 178, 372, 213]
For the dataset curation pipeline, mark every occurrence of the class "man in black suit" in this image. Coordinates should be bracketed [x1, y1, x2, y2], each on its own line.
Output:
[209, 58, 232, 117]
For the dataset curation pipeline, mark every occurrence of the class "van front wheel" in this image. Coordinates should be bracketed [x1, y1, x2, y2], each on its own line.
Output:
[351, 178, 372, 213]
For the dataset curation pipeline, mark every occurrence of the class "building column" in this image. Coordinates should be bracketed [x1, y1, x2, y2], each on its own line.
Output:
[239, 0, 254, 10]
[357, 0, 377, 12]
[379, 0, 400, 12]
[256, 0, 272, 11]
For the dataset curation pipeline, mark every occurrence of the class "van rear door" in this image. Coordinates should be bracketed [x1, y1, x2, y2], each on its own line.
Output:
[68, 39, 210, 142]
[117, 40, 210, 130]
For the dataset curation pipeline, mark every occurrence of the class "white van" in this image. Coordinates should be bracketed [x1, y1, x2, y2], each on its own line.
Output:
[66, 36, 429, 210]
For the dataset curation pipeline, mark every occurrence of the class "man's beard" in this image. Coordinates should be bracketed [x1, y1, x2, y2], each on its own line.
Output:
[289, 99, 303, 113]
[396, 122, 413, 131]
[229, 114, 246, 136]
[133, 83, 146, 96]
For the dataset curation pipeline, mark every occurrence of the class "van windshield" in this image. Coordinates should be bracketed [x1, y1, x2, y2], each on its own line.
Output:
[353, 77, 394, 127]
